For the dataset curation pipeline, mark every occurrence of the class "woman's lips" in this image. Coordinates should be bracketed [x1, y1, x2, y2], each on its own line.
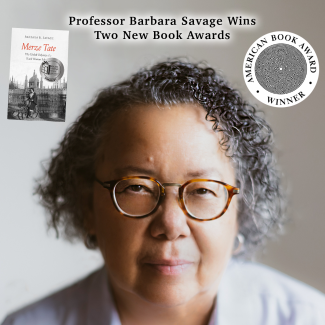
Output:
[144, 259, 194, 275]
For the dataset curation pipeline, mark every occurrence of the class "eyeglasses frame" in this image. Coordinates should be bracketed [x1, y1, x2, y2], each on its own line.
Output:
[95, 176, 240, 221]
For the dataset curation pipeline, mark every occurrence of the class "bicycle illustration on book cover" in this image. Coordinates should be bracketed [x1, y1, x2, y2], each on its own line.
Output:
[10, 87, 40, 120]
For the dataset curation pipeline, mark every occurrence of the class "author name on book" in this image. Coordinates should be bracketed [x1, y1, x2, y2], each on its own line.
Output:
[25, 35, 54, 40]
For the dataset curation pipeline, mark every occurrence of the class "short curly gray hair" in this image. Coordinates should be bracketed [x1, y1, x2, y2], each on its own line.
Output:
[36, 59, 285, 258]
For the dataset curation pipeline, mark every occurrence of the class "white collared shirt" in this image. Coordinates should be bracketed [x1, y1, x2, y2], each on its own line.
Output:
[2, 260, 325, 325]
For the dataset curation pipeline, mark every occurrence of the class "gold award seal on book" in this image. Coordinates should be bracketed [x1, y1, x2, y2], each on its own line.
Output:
[39, 58, 64, 82]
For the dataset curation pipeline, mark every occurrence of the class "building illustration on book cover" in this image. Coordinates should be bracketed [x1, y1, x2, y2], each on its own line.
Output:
[8, 28, 69, 121]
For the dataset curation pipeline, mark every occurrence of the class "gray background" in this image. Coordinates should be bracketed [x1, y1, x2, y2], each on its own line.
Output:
[0, 0, 324, 321]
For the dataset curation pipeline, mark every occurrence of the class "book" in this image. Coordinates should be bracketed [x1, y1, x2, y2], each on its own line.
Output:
[8, 28, 69, 122]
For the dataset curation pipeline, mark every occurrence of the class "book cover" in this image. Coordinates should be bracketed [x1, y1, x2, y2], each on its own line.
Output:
[7, 28, 69, 122]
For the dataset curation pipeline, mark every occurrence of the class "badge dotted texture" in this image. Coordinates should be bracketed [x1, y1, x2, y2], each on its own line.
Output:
[255, 44, 307, 95]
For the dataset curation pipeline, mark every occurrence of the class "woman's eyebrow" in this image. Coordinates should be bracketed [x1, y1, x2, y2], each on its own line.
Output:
[185, 168, 222, 179]
[113, 166, 157, 176]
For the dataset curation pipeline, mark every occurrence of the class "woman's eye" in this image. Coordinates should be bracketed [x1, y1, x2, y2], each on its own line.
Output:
[194, 188, 215, 196]
[129, 185, 145, 192]
[125, 185, 153, 193]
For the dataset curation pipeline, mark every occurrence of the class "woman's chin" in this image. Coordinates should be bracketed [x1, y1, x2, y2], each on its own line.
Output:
[133, 278, 200, 307]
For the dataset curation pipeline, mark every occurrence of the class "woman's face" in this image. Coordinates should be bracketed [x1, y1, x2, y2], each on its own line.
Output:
[90, 104, 238, 306]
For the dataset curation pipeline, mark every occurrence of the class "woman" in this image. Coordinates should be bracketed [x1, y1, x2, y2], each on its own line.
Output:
[26, 88, 37, 118]
[3, 60, 324, 325]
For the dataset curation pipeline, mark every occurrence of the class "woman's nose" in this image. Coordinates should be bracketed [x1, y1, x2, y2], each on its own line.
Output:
[149, 188, 191, 241]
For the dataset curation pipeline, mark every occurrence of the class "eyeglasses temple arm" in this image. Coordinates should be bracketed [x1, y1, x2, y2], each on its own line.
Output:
[95, 178, 112, 189]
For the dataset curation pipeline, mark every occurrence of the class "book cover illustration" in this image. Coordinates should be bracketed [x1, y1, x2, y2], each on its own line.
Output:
[8, 28, 69, 122]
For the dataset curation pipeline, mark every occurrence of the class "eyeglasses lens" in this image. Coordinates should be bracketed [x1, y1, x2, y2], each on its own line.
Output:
[183, 181, 228, 219]
[114, 179, 160, 217]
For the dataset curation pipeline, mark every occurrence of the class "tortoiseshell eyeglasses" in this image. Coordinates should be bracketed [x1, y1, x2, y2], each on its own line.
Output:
[95, 176, 240, 221]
